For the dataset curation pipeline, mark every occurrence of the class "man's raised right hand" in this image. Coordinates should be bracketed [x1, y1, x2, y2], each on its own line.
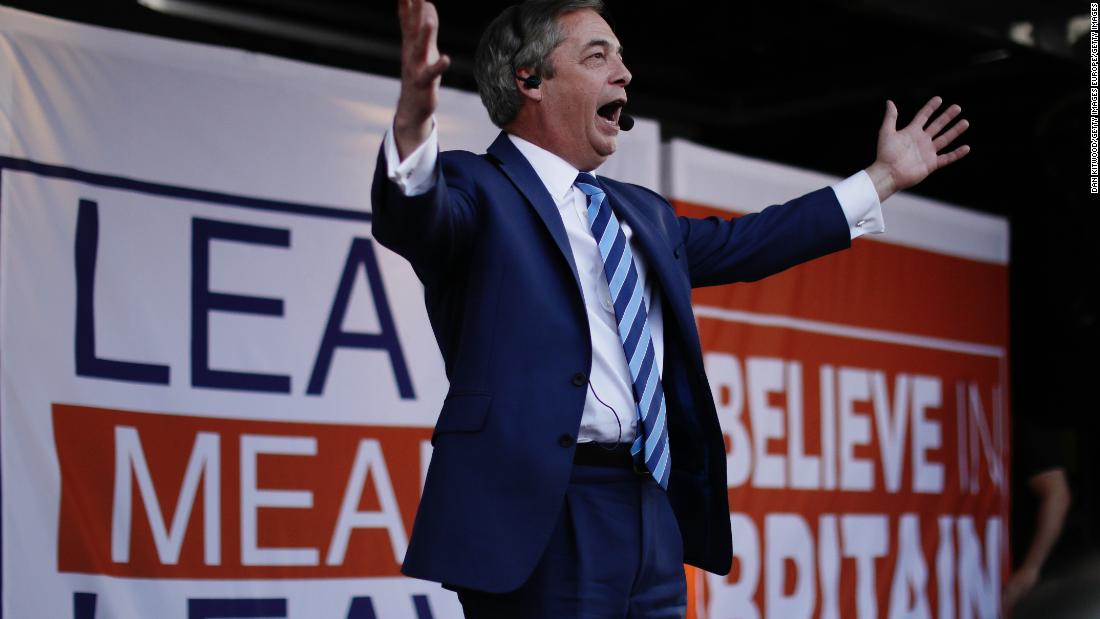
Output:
[394, 0, 450, 160]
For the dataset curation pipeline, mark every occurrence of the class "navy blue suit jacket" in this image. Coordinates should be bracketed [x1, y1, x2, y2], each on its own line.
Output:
[370, 132, 851, 593]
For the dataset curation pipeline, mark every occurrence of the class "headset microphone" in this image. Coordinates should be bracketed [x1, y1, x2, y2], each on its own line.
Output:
[517, 74, 541, 89]
[618, 112, 635, 131]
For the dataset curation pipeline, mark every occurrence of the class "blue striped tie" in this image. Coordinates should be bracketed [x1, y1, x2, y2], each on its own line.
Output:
[575, 173, 670, 490]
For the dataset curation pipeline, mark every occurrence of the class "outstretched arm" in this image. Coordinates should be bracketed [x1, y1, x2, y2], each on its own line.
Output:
[1002, 468, 1071, 615]
[394, 0, 451, 159]
[864, 97, 971, 202]
[371, 1, 477, 281]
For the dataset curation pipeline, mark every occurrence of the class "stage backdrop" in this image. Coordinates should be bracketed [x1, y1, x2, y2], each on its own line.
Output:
[0, 6, 659, 618]
[0, 6, 1009, 619]
[668, 139, 1011, 619]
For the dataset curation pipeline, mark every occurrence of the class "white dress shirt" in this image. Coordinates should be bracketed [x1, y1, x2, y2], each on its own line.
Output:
[383, 123, 883, 444]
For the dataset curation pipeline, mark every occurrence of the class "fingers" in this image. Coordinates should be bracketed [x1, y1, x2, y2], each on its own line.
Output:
[881, 100, 898, 132]
[400, 0, 432, 49]
[416, 54, 451, 87]
[910, 95, 943, 129]
[422, 1, 440, 63]
[925, 103, 961, 136]
[398, 0, 422, 34]
[932, 118, 969, 150]
[395, 0, 443, 127]
[936, 144, 970, 168]
[402, 0, 444, 77]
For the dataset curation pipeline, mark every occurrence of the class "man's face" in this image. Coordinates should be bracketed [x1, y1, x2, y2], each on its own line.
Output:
[536, 9, 631, 171]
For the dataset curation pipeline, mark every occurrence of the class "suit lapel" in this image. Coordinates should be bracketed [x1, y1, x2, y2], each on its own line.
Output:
[603, 182, 704, 364]
[602, 182, 688, 306]
[486, 132, 582, 288]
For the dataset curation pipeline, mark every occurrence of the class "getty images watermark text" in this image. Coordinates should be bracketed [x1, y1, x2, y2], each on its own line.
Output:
[1090, 3, 1098, 192]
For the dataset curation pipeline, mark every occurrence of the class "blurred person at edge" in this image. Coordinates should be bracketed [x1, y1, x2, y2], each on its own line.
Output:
[1003, 420, 1072, 617]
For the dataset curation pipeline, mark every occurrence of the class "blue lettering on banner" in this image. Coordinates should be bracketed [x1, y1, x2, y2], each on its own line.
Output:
[188, 598, 287, 618]
[73, 592, 97, 619]
[74, 199, 172, 384]
[345, 597, 377, 619]
[411, 595, 434, 619]
[4, 157, 416, 400]
[345, 595, 433, 619]
[308, 238, 415, 399]
[71, 592, 434, 618]
[191, 218, 292, 393]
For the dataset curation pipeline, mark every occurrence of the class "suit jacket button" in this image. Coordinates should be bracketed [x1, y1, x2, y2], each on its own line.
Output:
[571, 373, 587, 386]
[559, 434, 575, 448]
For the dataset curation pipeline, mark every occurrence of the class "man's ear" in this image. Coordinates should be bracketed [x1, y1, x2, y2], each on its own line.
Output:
[515, 69, 543, 101]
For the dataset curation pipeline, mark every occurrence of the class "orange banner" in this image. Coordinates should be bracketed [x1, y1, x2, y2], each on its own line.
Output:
[677, 200, 1010, 618]
[54, 404, 430, 579]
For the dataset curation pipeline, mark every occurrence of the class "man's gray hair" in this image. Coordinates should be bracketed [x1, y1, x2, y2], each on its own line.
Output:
[474, 0, 605, 128]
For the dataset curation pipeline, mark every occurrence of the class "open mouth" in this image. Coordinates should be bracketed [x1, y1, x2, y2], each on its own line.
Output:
[596, 99, 625, 126]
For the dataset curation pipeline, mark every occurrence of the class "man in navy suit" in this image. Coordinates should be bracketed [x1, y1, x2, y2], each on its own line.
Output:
[371, 0, 970, 616]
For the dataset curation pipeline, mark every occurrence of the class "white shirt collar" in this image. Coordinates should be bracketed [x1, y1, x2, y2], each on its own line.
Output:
[507, 134, 595, 202]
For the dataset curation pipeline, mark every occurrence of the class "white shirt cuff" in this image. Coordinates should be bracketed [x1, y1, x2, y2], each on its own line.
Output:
[831, 170, 885, 240]
[383, 119, 439, 196]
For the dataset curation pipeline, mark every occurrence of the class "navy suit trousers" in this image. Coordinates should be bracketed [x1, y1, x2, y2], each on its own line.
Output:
[454, 463, 687, 619]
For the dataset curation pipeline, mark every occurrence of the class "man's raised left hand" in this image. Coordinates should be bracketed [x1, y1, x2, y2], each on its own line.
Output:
[865, 96, 971, 202]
